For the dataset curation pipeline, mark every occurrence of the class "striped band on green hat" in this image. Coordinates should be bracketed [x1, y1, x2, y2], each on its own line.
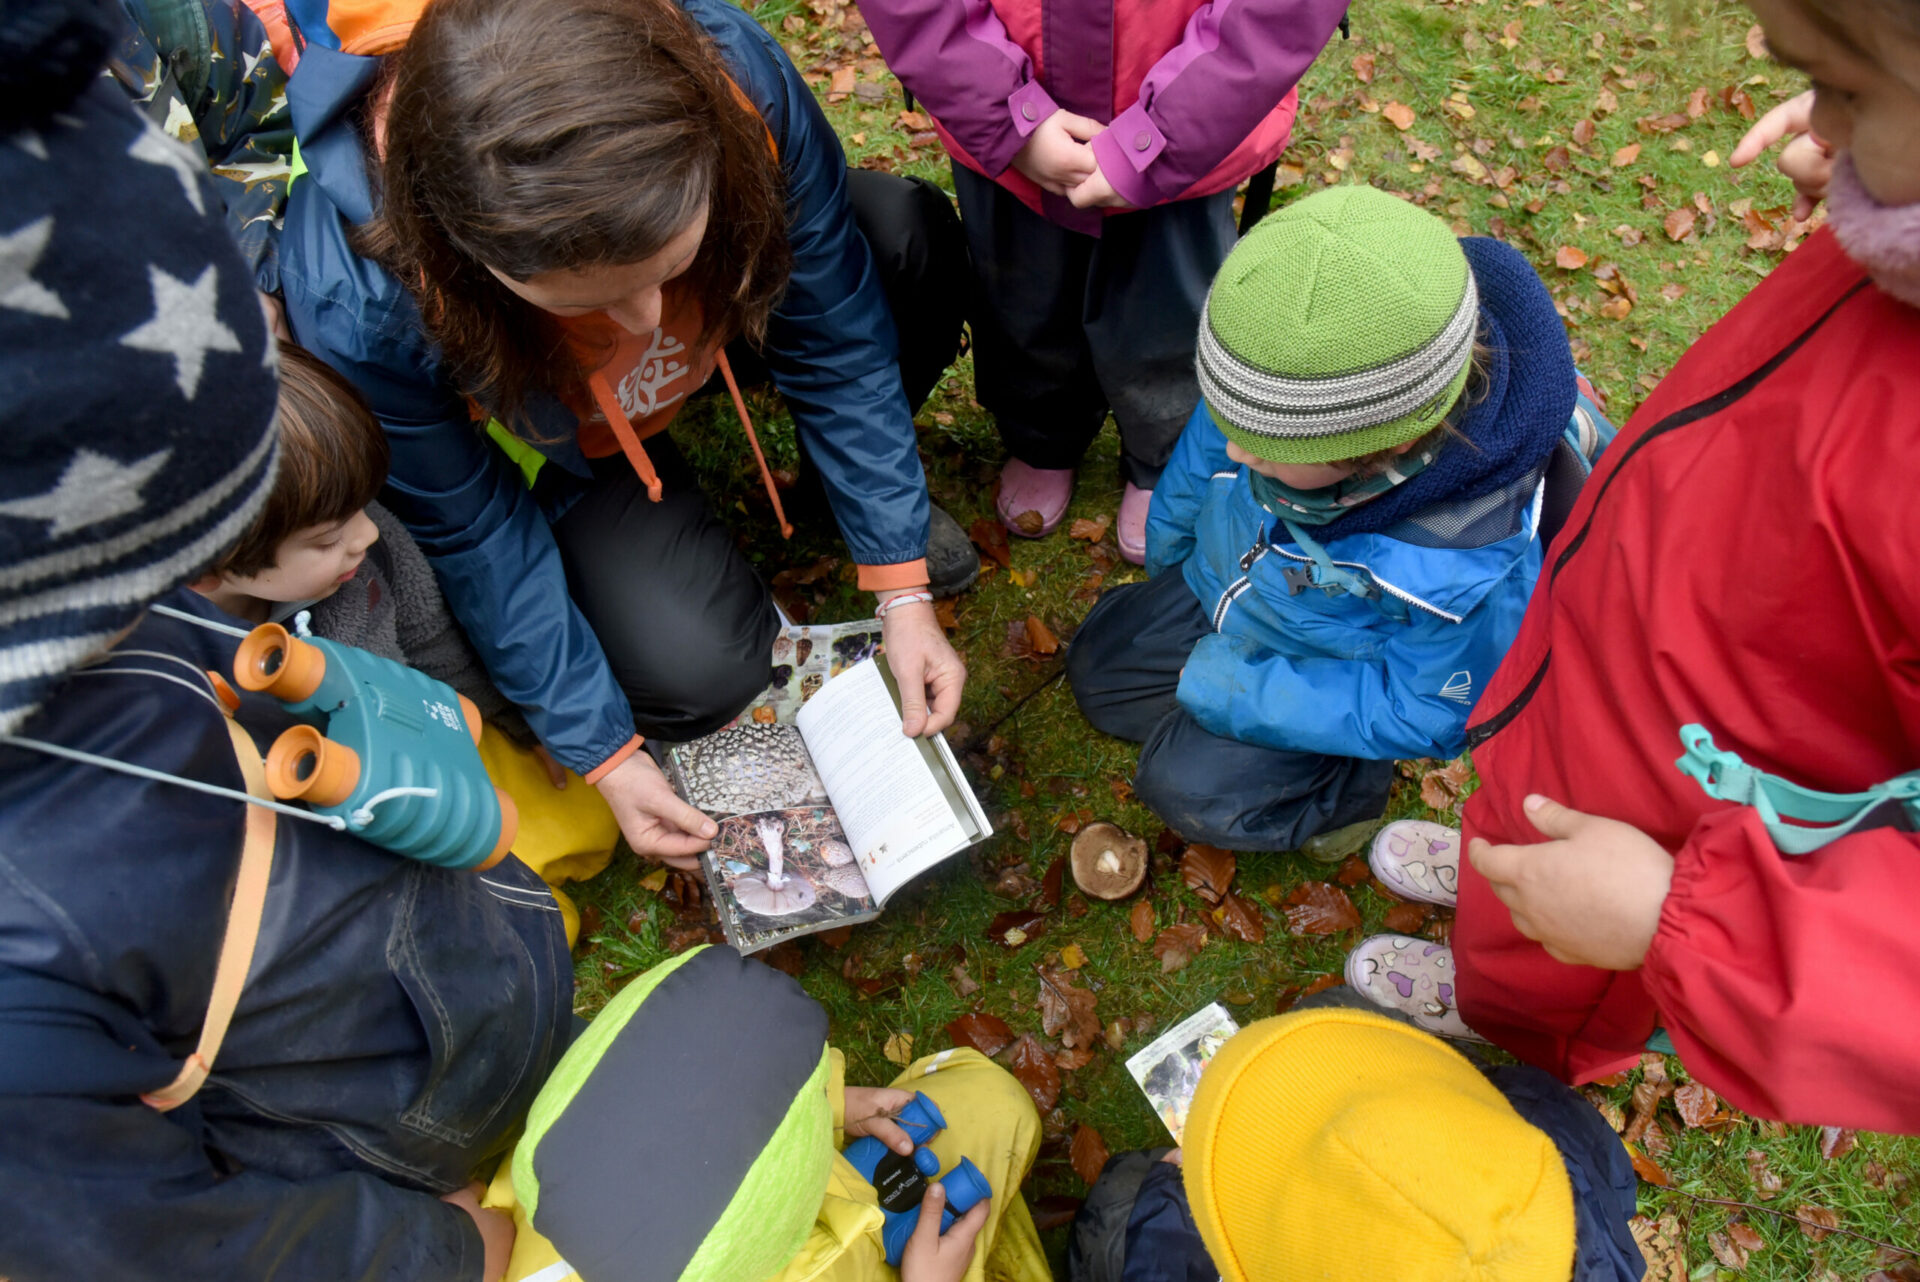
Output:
[1195, 185, 1479, 465]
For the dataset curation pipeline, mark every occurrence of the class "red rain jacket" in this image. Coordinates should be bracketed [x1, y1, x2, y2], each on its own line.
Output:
[1455, 227, 1920, 1133]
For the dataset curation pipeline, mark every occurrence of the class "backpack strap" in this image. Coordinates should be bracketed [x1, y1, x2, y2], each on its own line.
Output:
[1674, 724, 1920, 856]
[142, 712, 277, 1112]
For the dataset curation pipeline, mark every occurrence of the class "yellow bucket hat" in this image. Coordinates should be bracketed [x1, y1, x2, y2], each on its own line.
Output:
[1182, 1008, 1575, 1282]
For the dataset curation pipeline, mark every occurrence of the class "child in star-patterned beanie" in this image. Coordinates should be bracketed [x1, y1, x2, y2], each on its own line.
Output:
[0, 4, 279, 731]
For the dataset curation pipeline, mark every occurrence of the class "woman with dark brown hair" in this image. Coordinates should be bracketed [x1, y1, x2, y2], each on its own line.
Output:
[276, 0, 973, 864]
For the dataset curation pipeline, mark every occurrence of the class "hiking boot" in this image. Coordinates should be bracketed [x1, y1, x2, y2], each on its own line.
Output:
[1344, 936, 1487, 1043]
[996, 459, 1074, 537]
[1368, 820, 1462, 907]
[927, 505, 980, 599]
[1117, 482, 1151, 565]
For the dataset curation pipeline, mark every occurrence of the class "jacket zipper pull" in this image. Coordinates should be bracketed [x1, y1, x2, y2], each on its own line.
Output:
[1240, 538, 1264, 572]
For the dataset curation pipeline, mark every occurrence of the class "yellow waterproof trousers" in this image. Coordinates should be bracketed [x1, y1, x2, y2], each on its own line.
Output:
[486, 1047, 1052, 1282]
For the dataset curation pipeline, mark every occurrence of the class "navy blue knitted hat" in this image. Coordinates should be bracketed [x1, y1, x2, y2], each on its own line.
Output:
[0, 16, 279, 732]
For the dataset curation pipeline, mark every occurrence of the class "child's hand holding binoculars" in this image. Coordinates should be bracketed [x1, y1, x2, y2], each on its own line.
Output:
[900, 1182, 990, 1282]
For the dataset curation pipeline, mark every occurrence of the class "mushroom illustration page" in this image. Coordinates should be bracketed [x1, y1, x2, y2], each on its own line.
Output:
[667, 631, 991, 953]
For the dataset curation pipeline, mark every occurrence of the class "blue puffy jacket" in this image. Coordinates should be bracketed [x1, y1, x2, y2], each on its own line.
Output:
[1146, 237, 1605, 763]
[277, 0, 931, 776]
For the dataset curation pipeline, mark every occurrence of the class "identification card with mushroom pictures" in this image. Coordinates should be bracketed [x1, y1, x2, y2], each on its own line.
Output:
[667, 642, 991, 953]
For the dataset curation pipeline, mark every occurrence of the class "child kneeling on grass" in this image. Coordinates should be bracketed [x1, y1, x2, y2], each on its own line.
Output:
[1068, 185, 1608, 854]
[479, 944, 1052, 1282]
[190, 344, 620, 936]
[1069, 991, 1645, 1282]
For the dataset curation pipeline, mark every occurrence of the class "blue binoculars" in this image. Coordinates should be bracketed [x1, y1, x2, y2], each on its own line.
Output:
[842, 1091, 992, 1265]
[234, 623, 517, 871]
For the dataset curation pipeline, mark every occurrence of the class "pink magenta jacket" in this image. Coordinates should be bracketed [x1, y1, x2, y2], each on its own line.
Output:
[859, 0, 1349, 233]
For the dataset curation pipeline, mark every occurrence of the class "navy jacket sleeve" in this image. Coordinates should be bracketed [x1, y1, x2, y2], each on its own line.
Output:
[702, 0, 931, 570]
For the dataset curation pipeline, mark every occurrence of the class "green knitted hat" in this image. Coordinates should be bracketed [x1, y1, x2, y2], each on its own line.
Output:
[513, 945, 833, 1282]
[1197, 185, 1478, 464]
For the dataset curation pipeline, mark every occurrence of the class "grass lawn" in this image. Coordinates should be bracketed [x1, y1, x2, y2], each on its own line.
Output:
[565, 0, 1920, 1274]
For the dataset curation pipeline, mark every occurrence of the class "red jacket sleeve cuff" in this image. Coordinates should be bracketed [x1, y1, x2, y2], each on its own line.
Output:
[582, 734, 645, 785]
[857, 559, 931, 592]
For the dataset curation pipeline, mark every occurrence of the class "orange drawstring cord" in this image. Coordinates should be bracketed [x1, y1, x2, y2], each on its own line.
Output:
[587, 370, 664, 503]
[717, 350, 792, 540]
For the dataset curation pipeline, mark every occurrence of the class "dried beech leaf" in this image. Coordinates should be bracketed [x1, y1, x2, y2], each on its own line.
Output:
[1070, 1124, 1112, 1186]
[1026, 614, 1060, 656]
[1069, 515, 1112, 542]
[1351, 51, 1376, 82]
[1674, 1081, 1720, 1128]
[883, 1032, 915, 1066]
[1629, 1214, 1686, 1282]
[1627, 1144, 1672, 1186]
[1708, 1231, 1750, 1271]
[1819, 1125, 1857, 1160]
[1745, 1148, 1783, 1199]
[1726, 1222, 1766, 1253]
[1334, 856, 1372, 886]
[946, 1012, 1015, 1057]
[1180, 844, 1237, 904]
[1382, 100, 1416, 130]
[969, 517, 1012, 568]
[1005, 1034, 1062, 1112]
[1663, 207, 1696, 241]
[1039, 856, 1066, 910]
[1037, 963, 1101, 1050]
[1382, 901, 1432, 933]
[949, 963, 980, 997]
[1055, 1044, 1095, 1071]
[1213, 893, 1267, 944]
[1555, 245, 1589, 270]
[1129, 899, 1156, 943]
[1794, 1204, 1840, 1242]
[1612, 142, 1642, 167]
[1153, 923, 1208, 973]
[1282, 881, 1362, 936]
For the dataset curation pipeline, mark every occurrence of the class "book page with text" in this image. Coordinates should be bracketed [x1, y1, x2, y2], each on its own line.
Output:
[796, 659, 970, 903]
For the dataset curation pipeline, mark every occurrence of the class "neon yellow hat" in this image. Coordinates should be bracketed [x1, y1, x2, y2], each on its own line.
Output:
[1182, 1008, 1575, 1282]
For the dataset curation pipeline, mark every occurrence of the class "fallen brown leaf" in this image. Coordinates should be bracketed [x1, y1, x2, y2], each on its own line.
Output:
[1663, 207, 1696, 241]
[1383, 901, 1432, 933]
[1180, 844, 1237, 904]
[1819, 1125, 1857, 1160]
[946, 1012, 1015, 1057]
[1745, 1148, 1783, 1199]
[1334, 855, 1372, 886]
[1005, 1034, 1062, 1112]
[1129, 899, 1156, 943]
[827, 65, 855, 102]
[1627, 1144, 1672, 1186]
[1055, 1045, 1096, 1071]
[1555, 245, 1589, 270]
[1039, 857, 1065, 910]
[1382, 101, 1416, 131]
[1283, 881, 1362, 936]
[969, 517, 1012, 568]
[950, 963, 980, 997]
[1572, 118, 1596, 146]
[1745, 22, 1768, 58]
[1708, 1231, 1750, 1271]
[1613, 142, 1642, 167]
[1153, 922, 1208, 973]
[988, 908, 1047, 948]
[1419, 757, 1474, 812]
[1629, 1214, 1686, 1282]
[1026, 614, 1060, 656]
[1037, 963, 1101, 1049]
[1213, 893, 1267, 944]
[1727, 1222, 1766, 1254]
[1351, 51, 1376, 82]
[1068, 515, 1111, 542]
[1070, 1124, 1112, 1186]
[1794, 1204, 1840, 1242]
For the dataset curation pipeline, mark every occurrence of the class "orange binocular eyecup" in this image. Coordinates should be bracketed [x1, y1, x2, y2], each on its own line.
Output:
[266, 725, 361, 807]
[235, 624, 327, 702]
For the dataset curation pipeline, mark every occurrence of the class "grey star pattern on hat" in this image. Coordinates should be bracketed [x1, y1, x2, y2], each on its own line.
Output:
[119, 264, 242, 400]
[0, 448, 172, 539]
[127, 118, 206, 217]
[0, 218, 68, 320]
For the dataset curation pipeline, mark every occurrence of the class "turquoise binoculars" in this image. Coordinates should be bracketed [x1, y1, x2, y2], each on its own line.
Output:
[234, 623, 517, 871]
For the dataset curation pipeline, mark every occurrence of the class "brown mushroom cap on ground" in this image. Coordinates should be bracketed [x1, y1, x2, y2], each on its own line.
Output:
[1070, 822, 1147, 900]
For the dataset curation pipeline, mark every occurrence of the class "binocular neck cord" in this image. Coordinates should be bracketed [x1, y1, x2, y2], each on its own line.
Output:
[1, 603, 437, 833]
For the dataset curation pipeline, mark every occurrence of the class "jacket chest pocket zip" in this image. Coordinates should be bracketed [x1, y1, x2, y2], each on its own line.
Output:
[1212, 541, 1268, 630]
[1462, 280, 1867, 752]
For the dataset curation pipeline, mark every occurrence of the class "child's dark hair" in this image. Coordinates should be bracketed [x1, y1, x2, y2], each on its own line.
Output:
[219, 345, 391, 577]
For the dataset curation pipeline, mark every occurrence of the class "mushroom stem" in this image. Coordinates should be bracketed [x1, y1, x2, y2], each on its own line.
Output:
[756, 816, 788, 890]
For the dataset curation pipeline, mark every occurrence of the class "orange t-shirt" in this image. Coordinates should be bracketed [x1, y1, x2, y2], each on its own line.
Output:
[562, 283, 716, 459]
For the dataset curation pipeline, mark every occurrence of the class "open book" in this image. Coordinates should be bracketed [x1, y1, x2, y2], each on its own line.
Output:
[667, 622, 991, 953]
[1125, 1003, 1241, 1143]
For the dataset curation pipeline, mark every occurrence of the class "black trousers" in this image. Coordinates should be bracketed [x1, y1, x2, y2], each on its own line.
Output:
[952, 165, 1237, 488]
[552, 170, 967, 741]
[1066, 570, 1395, 851]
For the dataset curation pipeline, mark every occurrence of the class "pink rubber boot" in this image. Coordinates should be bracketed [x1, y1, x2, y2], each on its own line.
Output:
[1117, 482, 1151, 565]
[996, 459, 1074, 537]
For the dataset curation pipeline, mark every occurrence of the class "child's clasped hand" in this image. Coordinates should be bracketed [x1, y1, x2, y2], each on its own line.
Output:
[1009, 109, 1102, 195]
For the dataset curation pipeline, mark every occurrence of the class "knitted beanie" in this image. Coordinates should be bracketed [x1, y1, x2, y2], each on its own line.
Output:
[1182, 1008, 1576, 1282]
[1197, 185, 1477, 464]
[0, 8, 279, 734]
[513, 945, 834, 1282]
